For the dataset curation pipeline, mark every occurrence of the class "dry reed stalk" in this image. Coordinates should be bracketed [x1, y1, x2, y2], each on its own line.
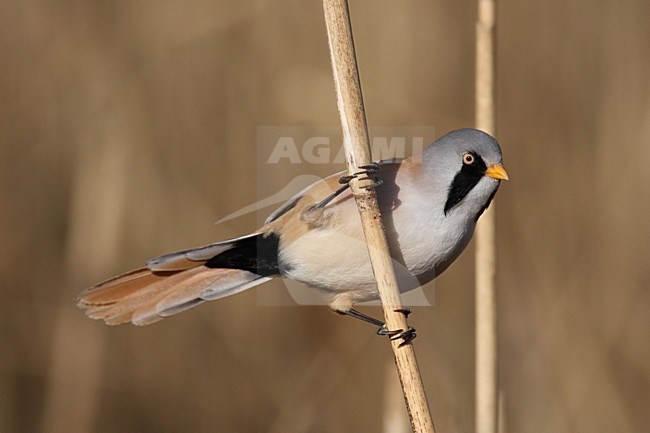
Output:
[322, 1, 435, 432]
[475, 0, 499, 432]
[383, 359, 411, 433]
[41, 142, 129, 433]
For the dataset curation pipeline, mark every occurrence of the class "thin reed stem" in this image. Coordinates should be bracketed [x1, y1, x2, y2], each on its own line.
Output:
[475, 0, 499, 431]
[322, 1, 436, 432]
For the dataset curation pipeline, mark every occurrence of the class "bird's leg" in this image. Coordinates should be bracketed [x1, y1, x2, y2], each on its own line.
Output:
[336, 308, 385, 327]
[336, 308, 417, 347]
[310, 163, 383, 210]
[310, 183, 351, 210]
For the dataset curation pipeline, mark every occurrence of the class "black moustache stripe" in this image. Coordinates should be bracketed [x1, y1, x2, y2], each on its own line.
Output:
[444, 152, 487, 215]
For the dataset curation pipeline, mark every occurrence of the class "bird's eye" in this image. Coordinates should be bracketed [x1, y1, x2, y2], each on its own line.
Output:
[463, 153, 475, 165]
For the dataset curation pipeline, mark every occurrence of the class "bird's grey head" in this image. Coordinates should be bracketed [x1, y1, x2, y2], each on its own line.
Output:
[423, 128, 508, 221]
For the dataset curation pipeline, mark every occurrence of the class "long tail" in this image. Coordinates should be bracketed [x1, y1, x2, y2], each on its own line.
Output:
[77, 233, 278, 326]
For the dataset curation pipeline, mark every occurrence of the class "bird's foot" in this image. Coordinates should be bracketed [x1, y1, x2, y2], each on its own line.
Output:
[377, 325, 417, 348]
[336, 307, 417, 347]
[338, 162, 382, 190]
[377, 309, 416, 347]
[309, 162, 383, 212]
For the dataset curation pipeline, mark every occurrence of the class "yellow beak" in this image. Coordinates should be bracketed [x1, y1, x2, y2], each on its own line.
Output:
[485, 163, 509, 181]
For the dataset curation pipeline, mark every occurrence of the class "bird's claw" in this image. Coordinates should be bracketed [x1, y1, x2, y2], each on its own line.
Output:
[391, 326, 417, 347]
[394, 308, 411, 318]
[377, 325, 417, 348]
[338, 162, 382, 188]
[377, 326, 403, 337]
[354, 162, 380, 175]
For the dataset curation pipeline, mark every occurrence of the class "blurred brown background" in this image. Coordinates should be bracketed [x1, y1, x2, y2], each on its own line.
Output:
[1, 0, 649, 432]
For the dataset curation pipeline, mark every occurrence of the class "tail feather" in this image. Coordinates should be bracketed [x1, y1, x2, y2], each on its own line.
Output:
[80, 268, 170, 305]
[78, 266, 268, 325]
[200, 275, 273, 301]
[157, 298, 204, 318]
[78, 232, 280, 325]
[145, 233, 262, 271]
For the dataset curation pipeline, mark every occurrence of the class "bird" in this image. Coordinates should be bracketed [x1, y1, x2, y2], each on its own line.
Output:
[77, 128, 508, 342]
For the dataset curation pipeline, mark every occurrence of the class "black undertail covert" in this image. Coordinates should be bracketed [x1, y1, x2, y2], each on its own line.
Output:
[205, 233, 281, 276]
